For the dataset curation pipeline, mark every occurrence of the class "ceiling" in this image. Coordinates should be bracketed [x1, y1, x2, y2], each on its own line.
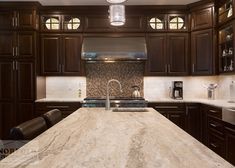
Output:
[5, 0, 200, 6]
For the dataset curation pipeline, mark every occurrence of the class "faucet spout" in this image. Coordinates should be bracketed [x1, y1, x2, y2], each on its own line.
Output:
[106, 79, 123, 110]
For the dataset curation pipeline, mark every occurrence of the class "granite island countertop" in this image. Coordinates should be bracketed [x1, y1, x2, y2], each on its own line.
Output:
[1, 108, 233, 168]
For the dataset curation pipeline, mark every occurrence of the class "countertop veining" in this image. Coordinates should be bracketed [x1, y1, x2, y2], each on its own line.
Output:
[0, 108, 233, 168]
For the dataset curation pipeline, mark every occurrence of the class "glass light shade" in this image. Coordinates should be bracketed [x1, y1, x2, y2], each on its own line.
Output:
[106, 0, 126, 3]
[109, 5, 125, 26]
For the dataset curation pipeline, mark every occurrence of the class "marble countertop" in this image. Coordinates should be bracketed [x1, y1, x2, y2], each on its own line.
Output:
[0, 108, 233, 168]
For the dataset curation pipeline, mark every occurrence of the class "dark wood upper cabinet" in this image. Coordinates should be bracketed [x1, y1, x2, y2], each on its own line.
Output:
[41, 35, 61, 75]
[191, 29, 213, 75]
[191, 7, 213, 31]
[146, 33, 188, 76]
[0, 9, 37, 30]
[217, 0, 234, 25]
[16, 31, 35, 58]
[0, 10, 14, 30]
[145, 34, 167, 75]
[167, 33, 188, 76]
[62, 35, 82, 75]
[41, 34, 84, 76]
[0, 31, 14, 58]
[0, 31, 35, 59]
[17, 9, 37, 30]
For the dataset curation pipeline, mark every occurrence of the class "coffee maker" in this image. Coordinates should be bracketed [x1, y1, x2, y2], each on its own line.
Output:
[171, 81, 183, 99]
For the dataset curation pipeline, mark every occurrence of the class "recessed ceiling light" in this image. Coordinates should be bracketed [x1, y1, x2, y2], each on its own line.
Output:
[106, 0, 127, 4]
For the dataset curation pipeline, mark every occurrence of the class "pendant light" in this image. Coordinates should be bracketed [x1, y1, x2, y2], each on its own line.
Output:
[109, 4, 125, 26]
[107, 0, 126, 3]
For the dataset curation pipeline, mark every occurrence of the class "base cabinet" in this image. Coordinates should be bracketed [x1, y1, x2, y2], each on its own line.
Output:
[186, 104, 202, 141]
[149, 103, 186, 130]
[225, 126, 235, 165]
[0, 60, 35, 139]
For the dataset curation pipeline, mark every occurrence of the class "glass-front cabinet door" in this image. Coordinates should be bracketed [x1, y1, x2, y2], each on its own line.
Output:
[219, 23, 235, 73]
[41, 15, 61, 31]
[218, 0, 234, 25]
[63, 16, 82, 32]
[147, 15, 166, 31]
[168, 14, 187, 31]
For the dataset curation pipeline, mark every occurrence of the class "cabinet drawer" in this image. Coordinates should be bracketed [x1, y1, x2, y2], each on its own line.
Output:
[208, 133, 225, 157]
[207, 106, 222, 119]
[208, 117, 224, 136]
[151, 103, 185, 111]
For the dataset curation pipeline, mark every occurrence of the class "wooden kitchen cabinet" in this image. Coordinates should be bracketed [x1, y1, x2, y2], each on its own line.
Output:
[41, 34, 60, 75]
[0, 31, 36, 59]
[41, 34, 83, 76]
[0, 60, 35, 139]
[167, 33, 188, 76]
[191, 6, 213, 31]
[145, 33, 188, 76]
[145, 34, 167, 75]
[186, 104, 202, 141]
[217, 0, 235, 25]
[35, 102, 81, 118]
[191, 29, 214, 75]
[149, 103, 187, 130]
[225, 126, 235, 165]
[0, 8, 37, 30]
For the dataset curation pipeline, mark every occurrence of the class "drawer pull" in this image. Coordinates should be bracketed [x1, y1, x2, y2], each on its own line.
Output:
[46, 106, 69, 109]
[209, 110, 218, 113]
[210, 143, 218, 148]
[155, 106, 179, 109]
[209, 123, 218, 128]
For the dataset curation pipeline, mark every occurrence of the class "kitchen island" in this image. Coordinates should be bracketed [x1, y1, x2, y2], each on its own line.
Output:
[0, 108, 234, 168]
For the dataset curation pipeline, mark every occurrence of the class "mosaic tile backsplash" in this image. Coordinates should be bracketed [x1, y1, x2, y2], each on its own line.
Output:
[86, 62, 144, 97]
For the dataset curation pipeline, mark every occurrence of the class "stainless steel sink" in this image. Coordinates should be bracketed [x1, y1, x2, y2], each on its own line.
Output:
[112, 108, 149, 112]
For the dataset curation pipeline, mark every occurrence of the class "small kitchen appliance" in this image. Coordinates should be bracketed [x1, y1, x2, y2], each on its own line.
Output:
[131, 85, 141, 98]
[204, 83, 218, 100]
[171, 81, 183, 99]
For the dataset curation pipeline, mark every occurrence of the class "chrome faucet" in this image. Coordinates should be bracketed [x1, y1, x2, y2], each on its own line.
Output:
[106, 79, 123, 110]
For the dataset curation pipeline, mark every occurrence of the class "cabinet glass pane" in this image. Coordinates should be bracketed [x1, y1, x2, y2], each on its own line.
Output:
[219, 25, 234, 72]
[149, 17, 164, 30]
[219, 0, 233, 23]
[67, 18, 80, 30]
[45, 18, 60, 30]
[63, 16, 81, 31]
[169, 17, 185, 30]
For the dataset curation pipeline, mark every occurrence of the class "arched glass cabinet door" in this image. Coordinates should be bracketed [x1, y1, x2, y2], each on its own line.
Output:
[63, 16, 82, 31]
[148, 16, 166, 30]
